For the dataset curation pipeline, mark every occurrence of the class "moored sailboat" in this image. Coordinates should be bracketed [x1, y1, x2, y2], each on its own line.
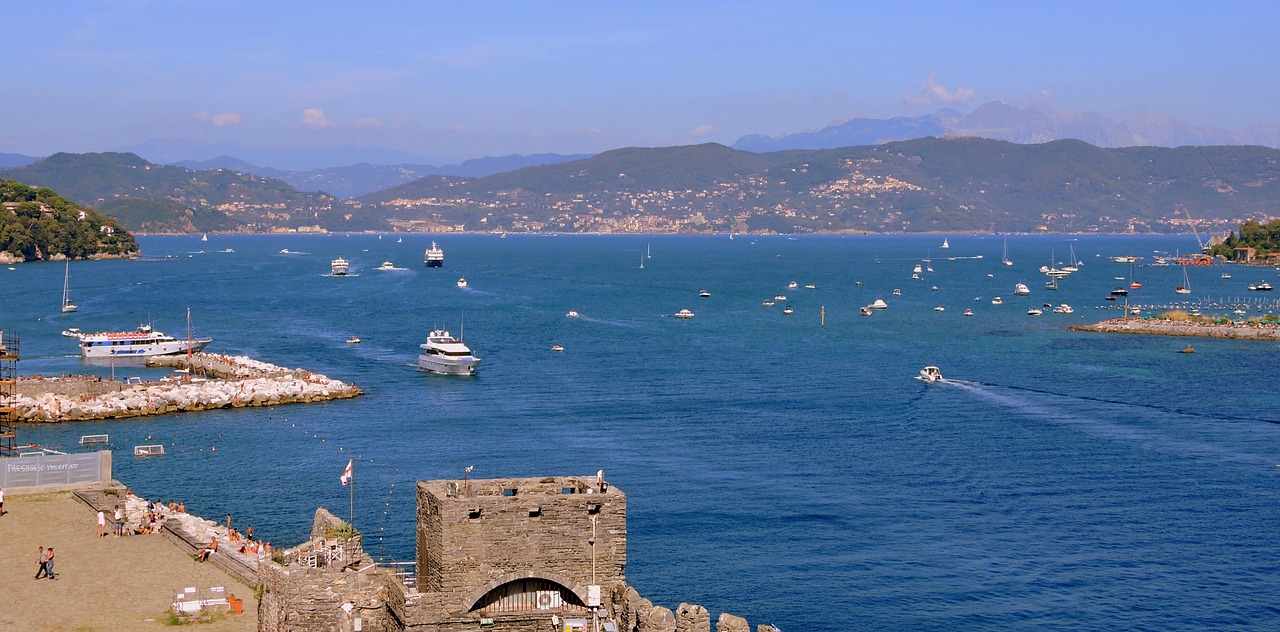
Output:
[61, 261, 78, 313]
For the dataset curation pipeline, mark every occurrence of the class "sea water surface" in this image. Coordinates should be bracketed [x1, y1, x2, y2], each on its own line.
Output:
[5, 234, 1280, 630]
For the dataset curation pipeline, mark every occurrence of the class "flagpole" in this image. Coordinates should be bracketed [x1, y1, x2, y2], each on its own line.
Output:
[349, 465, 354, 526]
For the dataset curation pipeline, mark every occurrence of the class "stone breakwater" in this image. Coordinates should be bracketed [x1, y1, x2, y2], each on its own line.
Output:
[1071, 318, 1280, 340]
[13, 353, 362, 422]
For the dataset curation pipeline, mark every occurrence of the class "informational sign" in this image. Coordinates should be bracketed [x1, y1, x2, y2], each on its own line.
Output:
[0, 451, 108, 488]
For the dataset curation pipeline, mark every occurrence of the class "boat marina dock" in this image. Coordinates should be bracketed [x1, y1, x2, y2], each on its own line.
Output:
[12, 353, 362, 422]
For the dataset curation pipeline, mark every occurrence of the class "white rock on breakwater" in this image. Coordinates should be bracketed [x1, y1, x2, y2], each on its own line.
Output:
[13, 355, 362, 422]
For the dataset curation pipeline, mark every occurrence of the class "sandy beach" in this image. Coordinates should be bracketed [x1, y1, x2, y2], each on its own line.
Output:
[0, 492, 256, 631]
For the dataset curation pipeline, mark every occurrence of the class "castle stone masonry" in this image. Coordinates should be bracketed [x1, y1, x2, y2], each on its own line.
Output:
[258, 474, 766, 632]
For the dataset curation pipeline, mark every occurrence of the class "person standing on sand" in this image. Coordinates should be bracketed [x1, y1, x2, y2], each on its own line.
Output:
[113, 504, 123, 537]
[34, 546, 47, 579]
[45, 547, 56, 579]
[97, 509, 106, 537]
[0, 486, 6, 517]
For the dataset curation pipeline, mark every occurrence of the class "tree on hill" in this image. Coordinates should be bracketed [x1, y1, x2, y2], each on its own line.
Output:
[0, 179, 138, 260]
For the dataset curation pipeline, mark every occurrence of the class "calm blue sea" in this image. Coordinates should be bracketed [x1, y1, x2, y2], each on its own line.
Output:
[5, 234, 1280, 630]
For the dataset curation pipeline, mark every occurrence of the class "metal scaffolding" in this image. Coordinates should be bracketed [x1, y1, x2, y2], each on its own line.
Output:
[0, 330, 19, 456]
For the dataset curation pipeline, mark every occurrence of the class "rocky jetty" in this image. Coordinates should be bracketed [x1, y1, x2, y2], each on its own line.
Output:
[13, 353, 362, 422]
[1071, 317, 1280, 340]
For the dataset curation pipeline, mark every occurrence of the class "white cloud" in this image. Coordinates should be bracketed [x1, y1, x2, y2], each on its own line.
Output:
[302, 108, 333, 128]
[692, 124, 716, 136]
[194, 111, 243, 127]
[904, 73, 975, 106]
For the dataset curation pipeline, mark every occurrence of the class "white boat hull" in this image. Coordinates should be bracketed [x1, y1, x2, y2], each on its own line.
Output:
[418, 354, 480, 376]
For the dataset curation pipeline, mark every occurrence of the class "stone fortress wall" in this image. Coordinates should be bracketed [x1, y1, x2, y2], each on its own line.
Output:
[256, 474, 778, 632]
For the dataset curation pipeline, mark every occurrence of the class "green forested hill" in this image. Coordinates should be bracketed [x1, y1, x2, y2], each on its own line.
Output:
[0, 180, 138, 261]
[361, 138, 1280, 233]
[0, 152, 342, 233]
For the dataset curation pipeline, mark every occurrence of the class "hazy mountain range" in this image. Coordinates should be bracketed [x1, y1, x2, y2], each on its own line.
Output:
[733, 101, 1280, 152]
[5, 138, 1279, 235]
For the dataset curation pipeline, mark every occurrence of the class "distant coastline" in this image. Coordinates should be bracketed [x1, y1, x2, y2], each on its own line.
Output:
[1071, 317, 1280, 340]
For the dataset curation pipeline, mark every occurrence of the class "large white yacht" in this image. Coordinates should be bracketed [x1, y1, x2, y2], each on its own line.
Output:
[75, 324, 212, 358]
[424, 242, 445, 267]
[331, 257, 350, 276]
[418, 329, 480, 375]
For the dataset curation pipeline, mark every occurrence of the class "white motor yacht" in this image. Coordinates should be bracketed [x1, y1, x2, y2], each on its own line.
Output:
[918, 366, 943, 382]
[674, 309, 695, 319]
[1014, 283, 1030, 295]
[1027, 308, 1043, 316]
[377, 261, 396, 271]
[991, 296, 1003, 305]
[869, 299, 888, 309]
[418, 329, 481, 376]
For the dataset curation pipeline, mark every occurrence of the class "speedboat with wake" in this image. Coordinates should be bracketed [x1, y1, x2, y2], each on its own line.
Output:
[918, 366, 943, 382]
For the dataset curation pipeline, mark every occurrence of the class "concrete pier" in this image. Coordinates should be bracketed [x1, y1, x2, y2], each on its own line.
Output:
[13, 353, 362, 422]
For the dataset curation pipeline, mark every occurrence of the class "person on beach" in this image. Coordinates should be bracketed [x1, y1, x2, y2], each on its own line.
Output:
[34, 546, 47, 579]
[113, 504, 123, 537]
[45, 547, 57, 579]
[195, 536, 218, 562]
[97, 509, 106, 537]
[0, 486, 5, 517]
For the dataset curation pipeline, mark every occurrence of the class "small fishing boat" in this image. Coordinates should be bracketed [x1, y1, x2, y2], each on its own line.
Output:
[1178, 344, 1195, 354]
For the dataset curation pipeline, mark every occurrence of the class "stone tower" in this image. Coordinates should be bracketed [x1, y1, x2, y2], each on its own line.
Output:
[411, 474, 626, 629]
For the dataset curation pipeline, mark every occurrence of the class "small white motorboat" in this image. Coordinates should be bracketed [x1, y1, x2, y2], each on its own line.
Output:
[551, 345, 564, 352]
[934, 306, 945, 312]
[918, 365, 943, 382]
[347, 336, 361, 344]
[1027, 308, 1043, 316]
[788, 281, 798, 289]
[991, 296, 1003, 305]
[762, 300, 775, 307]
[963, 309, 974, 317]
[774, 294, 787, 301]
[1014, 283, 1030, 295]
[860, 306, 872, 316]
[674, 309, 695, 319]
[782, 306, 794, 315]
[378, 261, 396, 271]
[869, 299, 888, 309]
[892, 288, 902, 296]
[699, 290, 711, 298]
[566, 310, 581, 318]
[804, 284, 816, 289]
[457, 278, 468, 288]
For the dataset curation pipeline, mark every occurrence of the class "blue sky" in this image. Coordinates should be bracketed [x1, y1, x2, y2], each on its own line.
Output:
[3, 1, 1278, 164]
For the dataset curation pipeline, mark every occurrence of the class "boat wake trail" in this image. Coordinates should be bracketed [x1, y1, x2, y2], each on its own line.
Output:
[946, 380, 1277, 467]
[961, 380, 1275, 426]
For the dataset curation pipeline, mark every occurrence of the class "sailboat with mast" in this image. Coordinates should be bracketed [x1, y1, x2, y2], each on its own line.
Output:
[1176, 267, 1192, 294]
[61, 261, 78, 313]
[1001, 237, 1012, 266]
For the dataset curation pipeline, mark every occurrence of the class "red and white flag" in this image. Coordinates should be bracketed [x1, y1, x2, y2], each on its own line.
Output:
[340, 459, 353, 486]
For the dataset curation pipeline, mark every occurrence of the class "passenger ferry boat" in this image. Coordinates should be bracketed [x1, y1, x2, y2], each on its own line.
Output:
[418, 329, 481, 375]
[75, 324, 212, 358]
[424, 242, 445, 267]
[331, 257, 350, 276]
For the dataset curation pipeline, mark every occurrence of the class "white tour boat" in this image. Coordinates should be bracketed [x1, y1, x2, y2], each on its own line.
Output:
[424, 242, 445, 267]
[377, 261, 396, 271]
[418, 329, 481, 376]
[75, 324, 212, 358]
[331, 257, 350, 276]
